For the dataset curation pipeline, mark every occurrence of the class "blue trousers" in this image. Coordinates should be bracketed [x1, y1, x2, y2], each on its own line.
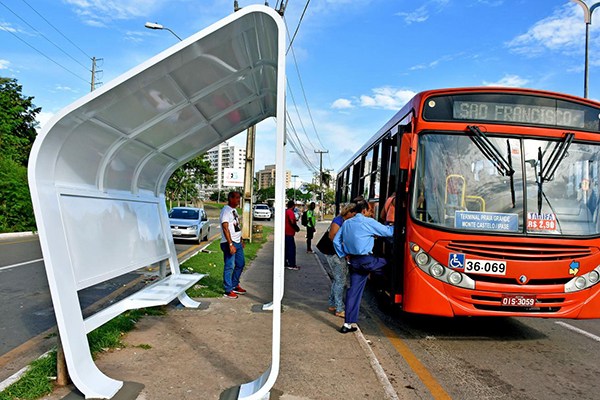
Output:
[345, 254, 387, 324]
[285, 235, 296, 267]
[221, 241, 245, 293]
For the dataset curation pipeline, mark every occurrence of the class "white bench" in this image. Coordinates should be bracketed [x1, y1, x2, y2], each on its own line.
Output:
[83, 273, 205, 334]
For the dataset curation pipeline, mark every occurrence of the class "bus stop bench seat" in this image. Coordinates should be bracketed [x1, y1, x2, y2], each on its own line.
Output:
[84, 273, 205, 334]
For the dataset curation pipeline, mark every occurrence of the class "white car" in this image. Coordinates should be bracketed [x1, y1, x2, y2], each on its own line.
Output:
[253, 204, 272, 220]
[169, 207, 210, 243]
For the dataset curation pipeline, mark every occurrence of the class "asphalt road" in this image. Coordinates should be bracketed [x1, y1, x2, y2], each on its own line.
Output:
[0, 231, 217, 359]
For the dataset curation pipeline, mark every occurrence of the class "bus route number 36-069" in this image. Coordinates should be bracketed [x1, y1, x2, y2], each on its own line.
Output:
[464, 259, 507, 275]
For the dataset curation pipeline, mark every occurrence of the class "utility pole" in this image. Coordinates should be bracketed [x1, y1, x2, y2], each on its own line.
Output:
[314, 150, 329, 220]
[90, 57, 103, 92]
[242, 126, 256, 242]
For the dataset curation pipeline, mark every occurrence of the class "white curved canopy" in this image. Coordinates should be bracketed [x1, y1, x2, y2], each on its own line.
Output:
[28, 5, 286, 399]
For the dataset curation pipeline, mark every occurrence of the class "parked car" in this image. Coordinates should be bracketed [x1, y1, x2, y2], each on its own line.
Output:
[168, 207, 210, 243]
[253, 203, 272, 220]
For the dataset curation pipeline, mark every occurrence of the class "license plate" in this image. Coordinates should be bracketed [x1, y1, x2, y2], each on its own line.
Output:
[501, 294, 536, 307]
[464, 259, 507, 275]
[172, 230, 181, 236]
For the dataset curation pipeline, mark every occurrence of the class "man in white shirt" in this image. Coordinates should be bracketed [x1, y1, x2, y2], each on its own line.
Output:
[220, 191, 246, 299]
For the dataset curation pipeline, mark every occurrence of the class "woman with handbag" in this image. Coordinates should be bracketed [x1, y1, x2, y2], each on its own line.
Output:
[323, 203, 357, 318]
[285, 200, 301, 270]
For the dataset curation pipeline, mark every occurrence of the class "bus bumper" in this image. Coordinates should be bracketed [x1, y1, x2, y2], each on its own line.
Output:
[403, 268, 600, 319]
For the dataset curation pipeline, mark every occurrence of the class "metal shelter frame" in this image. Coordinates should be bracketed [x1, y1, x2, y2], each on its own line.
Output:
[28, 5, 286, 399]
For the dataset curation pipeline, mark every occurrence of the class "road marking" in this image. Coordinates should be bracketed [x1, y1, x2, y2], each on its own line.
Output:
[0, 258, 44, 272]
[555, 321, 600, 343]
[377, 321, 452, 400]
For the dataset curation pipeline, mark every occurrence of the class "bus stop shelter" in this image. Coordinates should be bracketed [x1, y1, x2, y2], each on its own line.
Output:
[28, 5, 286, 399]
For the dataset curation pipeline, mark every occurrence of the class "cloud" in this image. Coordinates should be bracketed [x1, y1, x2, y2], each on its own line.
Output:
[64, 0, 175, 26]
[396, 6, 430, 24]
[395, 0, 450, 24]
[359, 87, 416, 110]
[483, 74, 529, 88]
[0, 22, 17, 33]
[54, 84, 78, 93]
[506, 4, 589, 56]
[331, 98, 354, 109]
[0, 59, 10, 69]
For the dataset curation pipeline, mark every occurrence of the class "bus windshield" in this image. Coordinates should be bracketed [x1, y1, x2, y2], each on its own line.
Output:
[412, 132, 600, 236]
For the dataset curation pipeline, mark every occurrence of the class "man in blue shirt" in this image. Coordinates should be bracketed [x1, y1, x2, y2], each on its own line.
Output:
[333, 200, 394, 333]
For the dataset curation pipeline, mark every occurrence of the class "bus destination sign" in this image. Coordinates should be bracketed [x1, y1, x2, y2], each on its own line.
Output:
[453, 101, 585, 128]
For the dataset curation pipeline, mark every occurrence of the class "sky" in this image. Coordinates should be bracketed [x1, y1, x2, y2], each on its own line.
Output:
[2, 0, 600, 187]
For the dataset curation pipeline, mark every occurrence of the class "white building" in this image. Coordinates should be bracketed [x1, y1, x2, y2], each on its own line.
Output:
[205, 141, 246, 192]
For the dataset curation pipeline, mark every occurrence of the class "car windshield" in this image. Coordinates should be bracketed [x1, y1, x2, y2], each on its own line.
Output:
[412, 132, 600, 236]
[256, 205, 269, 210]
[169, 209, 199, 220]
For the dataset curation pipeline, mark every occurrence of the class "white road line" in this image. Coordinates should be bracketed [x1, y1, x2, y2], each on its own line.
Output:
[0, 258, 44, 272]
[555, 321, 600, 343]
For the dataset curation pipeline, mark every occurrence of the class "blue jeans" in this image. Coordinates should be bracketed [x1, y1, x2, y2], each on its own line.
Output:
[326, 254, 348, 313]
[221, 242, 245, 293]
[285, 235, 296, 267]
[345, 254, 387, 324]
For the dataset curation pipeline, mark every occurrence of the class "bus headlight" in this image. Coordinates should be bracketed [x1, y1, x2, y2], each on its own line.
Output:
[565, 266, 600, 293]
[415, 252, 430, 266]
[448, 271, 463, 285]
[409, 242, 475, 290]
[430, 263, 444, 277]
[589, 270, 600, 284]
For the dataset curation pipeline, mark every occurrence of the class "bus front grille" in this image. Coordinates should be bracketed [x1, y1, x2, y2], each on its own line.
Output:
[447, 240, 594, 261]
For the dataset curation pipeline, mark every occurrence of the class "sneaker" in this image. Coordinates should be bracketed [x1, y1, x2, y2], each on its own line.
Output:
[223, 292, 238, 299]
[286, 265, 300, 270]
[232, 286, 247, 294]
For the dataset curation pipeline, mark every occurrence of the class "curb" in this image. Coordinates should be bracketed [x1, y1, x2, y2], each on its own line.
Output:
[0, 232, 37, 241]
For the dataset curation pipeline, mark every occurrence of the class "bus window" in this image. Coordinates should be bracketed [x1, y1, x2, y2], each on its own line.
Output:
[523, 138, 600, 235]
[412, 133, 523, 231]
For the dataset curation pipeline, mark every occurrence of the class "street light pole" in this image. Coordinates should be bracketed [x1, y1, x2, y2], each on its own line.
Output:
[292, 174, 299, 203]
[144, 22, 183, 41]
[571, 0, 600, 98]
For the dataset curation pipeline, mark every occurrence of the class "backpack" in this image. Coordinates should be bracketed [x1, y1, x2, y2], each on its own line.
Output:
[301, 210, 308, 226]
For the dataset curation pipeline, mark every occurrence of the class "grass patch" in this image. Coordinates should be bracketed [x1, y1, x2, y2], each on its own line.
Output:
[0, 308, 166, 400]
[183, 226, 273, 298]
[0, 352, 56, 400]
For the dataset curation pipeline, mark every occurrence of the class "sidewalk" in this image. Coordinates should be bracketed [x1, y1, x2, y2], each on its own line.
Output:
[46, 224, 392, 400]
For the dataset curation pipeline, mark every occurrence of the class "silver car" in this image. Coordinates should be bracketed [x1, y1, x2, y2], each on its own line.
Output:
[169, 207, 210, 243]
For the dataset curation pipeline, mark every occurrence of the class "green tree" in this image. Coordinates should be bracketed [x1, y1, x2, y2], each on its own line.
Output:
[0, 77, 40, 167]
[0, 77, 40, 233]
[165, 156, 214, 207]
[256, 186, 275, 203]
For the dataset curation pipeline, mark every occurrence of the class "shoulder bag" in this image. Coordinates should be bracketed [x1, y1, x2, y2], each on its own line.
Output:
[316, 228, 335, 255]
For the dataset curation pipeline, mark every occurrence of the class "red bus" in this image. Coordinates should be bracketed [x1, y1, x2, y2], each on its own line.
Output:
[335, 87, 600, 318]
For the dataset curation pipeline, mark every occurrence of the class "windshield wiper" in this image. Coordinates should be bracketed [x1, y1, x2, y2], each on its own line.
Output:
[467, 126, 515, 177]
[541, 133, 574, 182]
[507, 140, 515, 208]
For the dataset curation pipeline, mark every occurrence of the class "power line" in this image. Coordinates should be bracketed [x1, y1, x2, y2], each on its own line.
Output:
[0, 0, 91, 72]
[19, 0, 92, 59]
[287, 32, 327, 151]
[2, 26, 90, 85]
[286, 0, 310, 54]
